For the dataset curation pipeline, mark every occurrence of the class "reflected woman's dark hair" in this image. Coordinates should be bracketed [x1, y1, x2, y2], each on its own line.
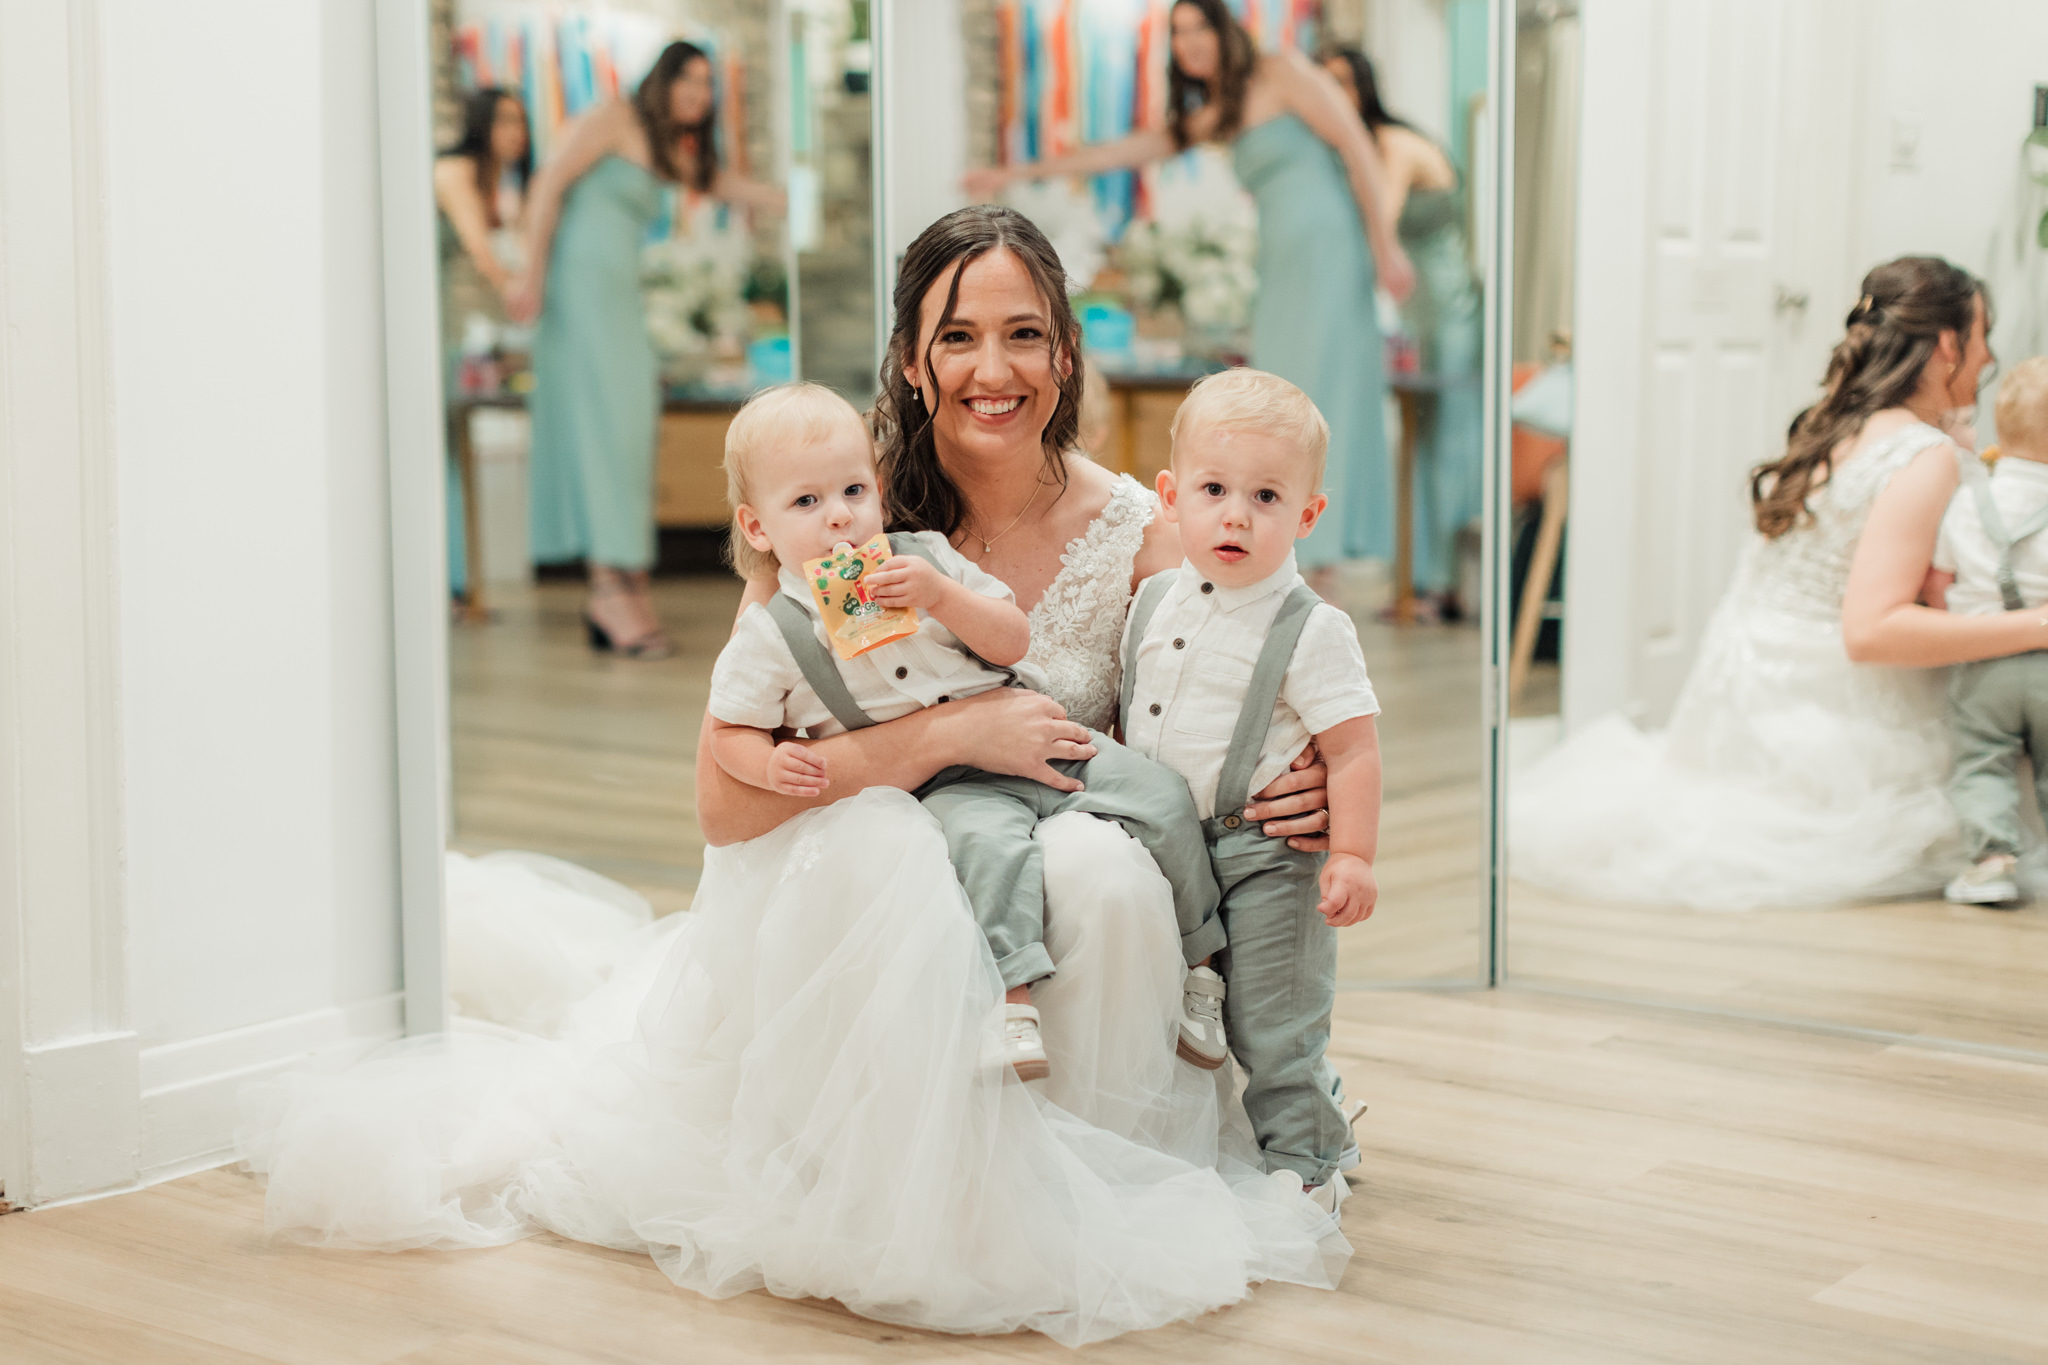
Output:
[635, 41, 719, 192]
[875, 206, 1084, 538]
[1322, 46, 1412, 135]
[1167, 0, 1258, 151]
[1752, 255, 1990, 538]
[441, 87, 531, 227]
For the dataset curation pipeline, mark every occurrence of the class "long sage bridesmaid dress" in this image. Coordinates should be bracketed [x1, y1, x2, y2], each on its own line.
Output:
[528, 155, 665, 571]
[1232, 114, 1391, 569]
[1396, 177, 1483, 594]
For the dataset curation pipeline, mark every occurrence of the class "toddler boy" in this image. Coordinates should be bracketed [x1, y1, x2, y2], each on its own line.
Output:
[1119, 368, 1383, 1217]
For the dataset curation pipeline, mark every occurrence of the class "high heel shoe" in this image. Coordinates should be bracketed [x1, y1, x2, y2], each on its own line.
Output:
[583, 613, 676, 661]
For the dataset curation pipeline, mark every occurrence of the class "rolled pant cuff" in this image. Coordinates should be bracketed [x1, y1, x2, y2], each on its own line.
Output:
[1180, 917, 1228, 967]
[995, 944, 1056, 992]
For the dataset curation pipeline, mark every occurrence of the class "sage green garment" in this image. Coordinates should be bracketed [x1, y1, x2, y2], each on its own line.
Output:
[1233, 114, 1391, 569]
[1396, 180, 1483, 592]
[528, 155, 664, 570]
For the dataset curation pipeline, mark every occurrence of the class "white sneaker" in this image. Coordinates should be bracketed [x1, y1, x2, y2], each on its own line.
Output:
[1945, 854, 2021, 906]
[1177, 966, 1228, 1070]
[1268, 1168, 1349, 1220]
[985, 1002, 1050, 1081]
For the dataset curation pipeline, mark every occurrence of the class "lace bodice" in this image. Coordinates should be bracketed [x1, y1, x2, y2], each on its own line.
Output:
[1024, 475, 1157, 731]
[1737, 422, 1950, 621]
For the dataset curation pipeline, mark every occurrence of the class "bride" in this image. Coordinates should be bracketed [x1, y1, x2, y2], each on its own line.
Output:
[243, 206, 1352, 1346]
[1512, 255, 2047, 912]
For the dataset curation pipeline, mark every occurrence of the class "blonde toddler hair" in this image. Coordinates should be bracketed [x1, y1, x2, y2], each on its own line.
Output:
[1994, 355, 2048, 456]
[722, 381, 875, 581]
[1168, 367, 1331, 491]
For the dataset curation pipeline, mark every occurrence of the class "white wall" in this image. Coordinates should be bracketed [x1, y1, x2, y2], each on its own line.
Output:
[0, 0, 405, 1204]
[878, 0, 968, 290]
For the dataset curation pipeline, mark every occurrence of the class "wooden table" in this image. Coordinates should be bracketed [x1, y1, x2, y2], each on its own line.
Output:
[446, 389, 746, 623]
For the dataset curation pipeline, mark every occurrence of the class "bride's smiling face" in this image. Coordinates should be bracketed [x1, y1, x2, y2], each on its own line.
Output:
[906, 248, 1067, 475]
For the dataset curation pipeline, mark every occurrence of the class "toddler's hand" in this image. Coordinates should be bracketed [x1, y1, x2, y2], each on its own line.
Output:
[865, 555, 948, 612]
[766, 741, 829, 797]
[1317, 853, 1377, 927]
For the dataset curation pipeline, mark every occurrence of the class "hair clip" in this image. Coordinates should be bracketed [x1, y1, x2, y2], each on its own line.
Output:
[1855, 293, 1875, 317]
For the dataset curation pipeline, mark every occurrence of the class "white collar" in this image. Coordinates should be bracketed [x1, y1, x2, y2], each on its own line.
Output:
[1174, 553, 1304, 612]
[776, 564, 820, 611]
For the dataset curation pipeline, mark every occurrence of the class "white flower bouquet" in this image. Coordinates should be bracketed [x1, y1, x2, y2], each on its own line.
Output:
[641, 238, 752, 374]
[1116, 218, 1258, 339]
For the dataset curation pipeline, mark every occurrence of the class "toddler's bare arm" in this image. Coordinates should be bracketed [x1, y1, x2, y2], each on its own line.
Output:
[709, 718, 830, 797]
[1312, 715, 1382, 926]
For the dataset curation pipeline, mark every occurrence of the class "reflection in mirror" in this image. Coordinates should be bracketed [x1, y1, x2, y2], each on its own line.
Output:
[1506, 0, 2048, 1053]
[959, 0, 1495, 985]
[437, 0, 804, 917]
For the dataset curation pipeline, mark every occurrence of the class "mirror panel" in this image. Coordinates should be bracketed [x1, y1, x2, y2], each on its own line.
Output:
[1503, 0, 2048, 1055]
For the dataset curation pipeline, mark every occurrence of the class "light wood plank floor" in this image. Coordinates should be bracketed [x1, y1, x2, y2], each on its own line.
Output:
[5, 988, 2046, 1363]
[450, 577, 1491, 982]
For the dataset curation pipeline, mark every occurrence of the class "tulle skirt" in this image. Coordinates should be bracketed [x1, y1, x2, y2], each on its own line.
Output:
[241, 790, 1349, 1346]
[1509, 595, 1960, 911]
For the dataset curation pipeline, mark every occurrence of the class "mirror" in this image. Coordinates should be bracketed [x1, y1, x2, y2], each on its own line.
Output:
[1503, 0, 2048, 1055]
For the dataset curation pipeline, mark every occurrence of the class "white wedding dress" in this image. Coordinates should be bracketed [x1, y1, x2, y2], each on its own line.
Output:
[1510, 422, 1962, 911]
[241, 475, 1350, 1346]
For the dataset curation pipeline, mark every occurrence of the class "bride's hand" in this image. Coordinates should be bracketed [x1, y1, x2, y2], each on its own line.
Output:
[1245, 743, 1331, 851]
[946, 688, 1096, 794]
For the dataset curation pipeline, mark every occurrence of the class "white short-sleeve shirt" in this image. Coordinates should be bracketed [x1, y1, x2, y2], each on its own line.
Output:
[708, 530, 1042, 737]
[1934, 457, 2048, 616]
[1119, 556, 1380, 819]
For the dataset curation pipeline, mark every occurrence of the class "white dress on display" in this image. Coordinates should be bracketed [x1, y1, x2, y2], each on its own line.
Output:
[1509, 423, 1962, 911]
[241, 474, 1350, 1346]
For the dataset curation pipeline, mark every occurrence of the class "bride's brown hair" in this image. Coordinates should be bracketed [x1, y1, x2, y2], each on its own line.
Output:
[875, 205, 1083, 538]
[1751, 256, 1987, 538]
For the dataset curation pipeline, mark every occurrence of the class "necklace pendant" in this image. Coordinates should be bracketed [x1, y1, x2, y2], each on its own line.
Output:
[983, 542, 993, 554]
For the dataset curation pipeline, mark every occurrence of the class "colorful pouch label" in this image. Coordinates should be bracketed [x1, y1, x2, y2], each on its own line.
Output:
[802, 534, 920, 660]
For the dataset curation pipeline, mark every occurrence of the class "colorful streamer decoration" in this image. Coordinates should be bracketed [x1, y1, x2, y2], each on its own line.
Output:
[995, 0, 1321, 240]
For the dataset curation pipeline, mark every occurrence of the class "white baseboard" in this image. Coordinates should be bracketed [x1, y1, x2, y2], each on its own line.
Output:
[136, 992, 404, 1180]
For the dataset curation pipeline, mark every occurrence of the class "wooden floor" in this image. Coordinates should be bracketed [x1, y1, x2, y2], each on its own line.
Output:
[450, 575, 1491, 982]
[6, 987, 2047, 1363]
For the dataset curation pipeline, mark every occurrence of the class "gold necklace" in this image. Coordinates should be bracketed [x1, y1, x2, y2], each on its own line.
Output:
[966, 479, 1047, 555]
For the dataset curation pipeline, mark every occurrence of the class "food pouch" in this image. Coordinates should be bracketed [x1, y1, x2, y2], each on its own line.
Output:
[802, 534, 921, 660]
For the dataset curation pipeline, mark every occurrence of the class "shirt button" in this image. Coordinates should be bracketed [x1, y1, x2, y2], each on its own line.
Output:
[1173, 637, 1185, 649]
[1148, 703, 1162, 716]
[1222, 815, 1242, 829]
[895, 666, 908, 680]
[1200, 582, 1214, 594]
[937, 695, 950, 704]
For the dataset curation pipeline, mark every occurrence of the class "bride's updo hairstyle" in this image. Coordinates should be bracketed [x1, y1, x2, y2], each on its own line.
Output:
[876, 205, 1085, 538]
[1751, 256, 1986, 538]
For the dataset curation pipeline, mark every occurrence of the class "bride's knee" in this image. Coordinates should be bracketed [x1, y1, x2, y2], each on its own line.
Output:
[1036, 812, 1177, 957]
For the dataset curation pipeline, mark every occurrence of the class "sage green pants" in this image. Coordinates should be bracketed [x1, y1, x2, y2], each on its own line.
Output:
[1946, 653, 2048, 861]
[1206, 818, 1347, 1187]
[917, 732, 1226, 991]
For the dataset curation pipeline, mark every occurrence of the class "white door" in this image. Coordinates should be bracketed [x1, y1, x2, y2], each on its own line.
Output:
[1564, 0, 1856, 729]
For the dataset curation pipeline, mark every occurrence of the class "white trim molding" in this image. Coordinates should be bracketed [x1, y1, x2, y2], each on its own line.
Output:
[0, 0, 135, 1207]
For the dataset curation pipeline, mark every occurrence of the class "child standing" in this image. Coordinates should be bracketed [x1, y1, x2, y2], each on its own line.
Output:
[1120, 368, 1383, 1217]
[706, 383, 1228, 1080]
[1931, 356, 2048, 906]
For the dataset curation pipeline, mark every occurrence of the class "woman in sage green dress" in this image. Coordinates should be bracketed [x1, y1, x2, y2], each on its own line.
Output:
[965, 0, 1414, 600]
[1326, 47, 1483, 621]
[507, 42, 782, 658]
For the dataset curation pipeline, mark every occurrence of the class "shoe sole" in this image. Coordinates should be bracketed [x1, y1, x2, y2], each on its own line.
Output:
[1010, 1059, 1049, 1082]
[1176, 1037, 1227, 1070]
[1945, 882, 2020, 905]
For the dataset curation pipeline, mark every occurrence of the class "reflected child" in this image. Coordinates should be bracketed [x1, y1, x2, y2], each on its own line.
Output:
[1928, 356, 2048, 905]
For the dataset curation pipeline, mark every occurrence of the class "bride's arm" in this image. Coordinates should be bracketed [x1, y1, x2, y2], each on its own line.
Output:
[695, 585, 1099, 847]
[1841, 445, 2048, 665]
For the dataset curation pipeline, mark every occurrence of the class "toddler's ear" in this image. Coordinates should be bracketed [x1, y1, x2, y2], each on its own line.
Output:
[1295, 492, 1330, 539]
[1154, 469, 1180, 523]
[734, 504, 775, 554]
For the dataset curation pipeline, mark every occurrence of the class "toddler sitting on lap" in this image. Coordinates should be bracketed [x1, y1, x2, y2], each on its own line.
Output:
[705, 383, 1228, 1081]
[1929, 356, 2048, 906]
[1120, 368, 1384, 1218]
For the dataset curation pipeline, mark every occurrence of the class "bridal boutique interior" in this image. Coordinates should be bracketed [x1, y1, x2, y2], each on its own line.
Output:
[1, 0, 2045, 1361]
